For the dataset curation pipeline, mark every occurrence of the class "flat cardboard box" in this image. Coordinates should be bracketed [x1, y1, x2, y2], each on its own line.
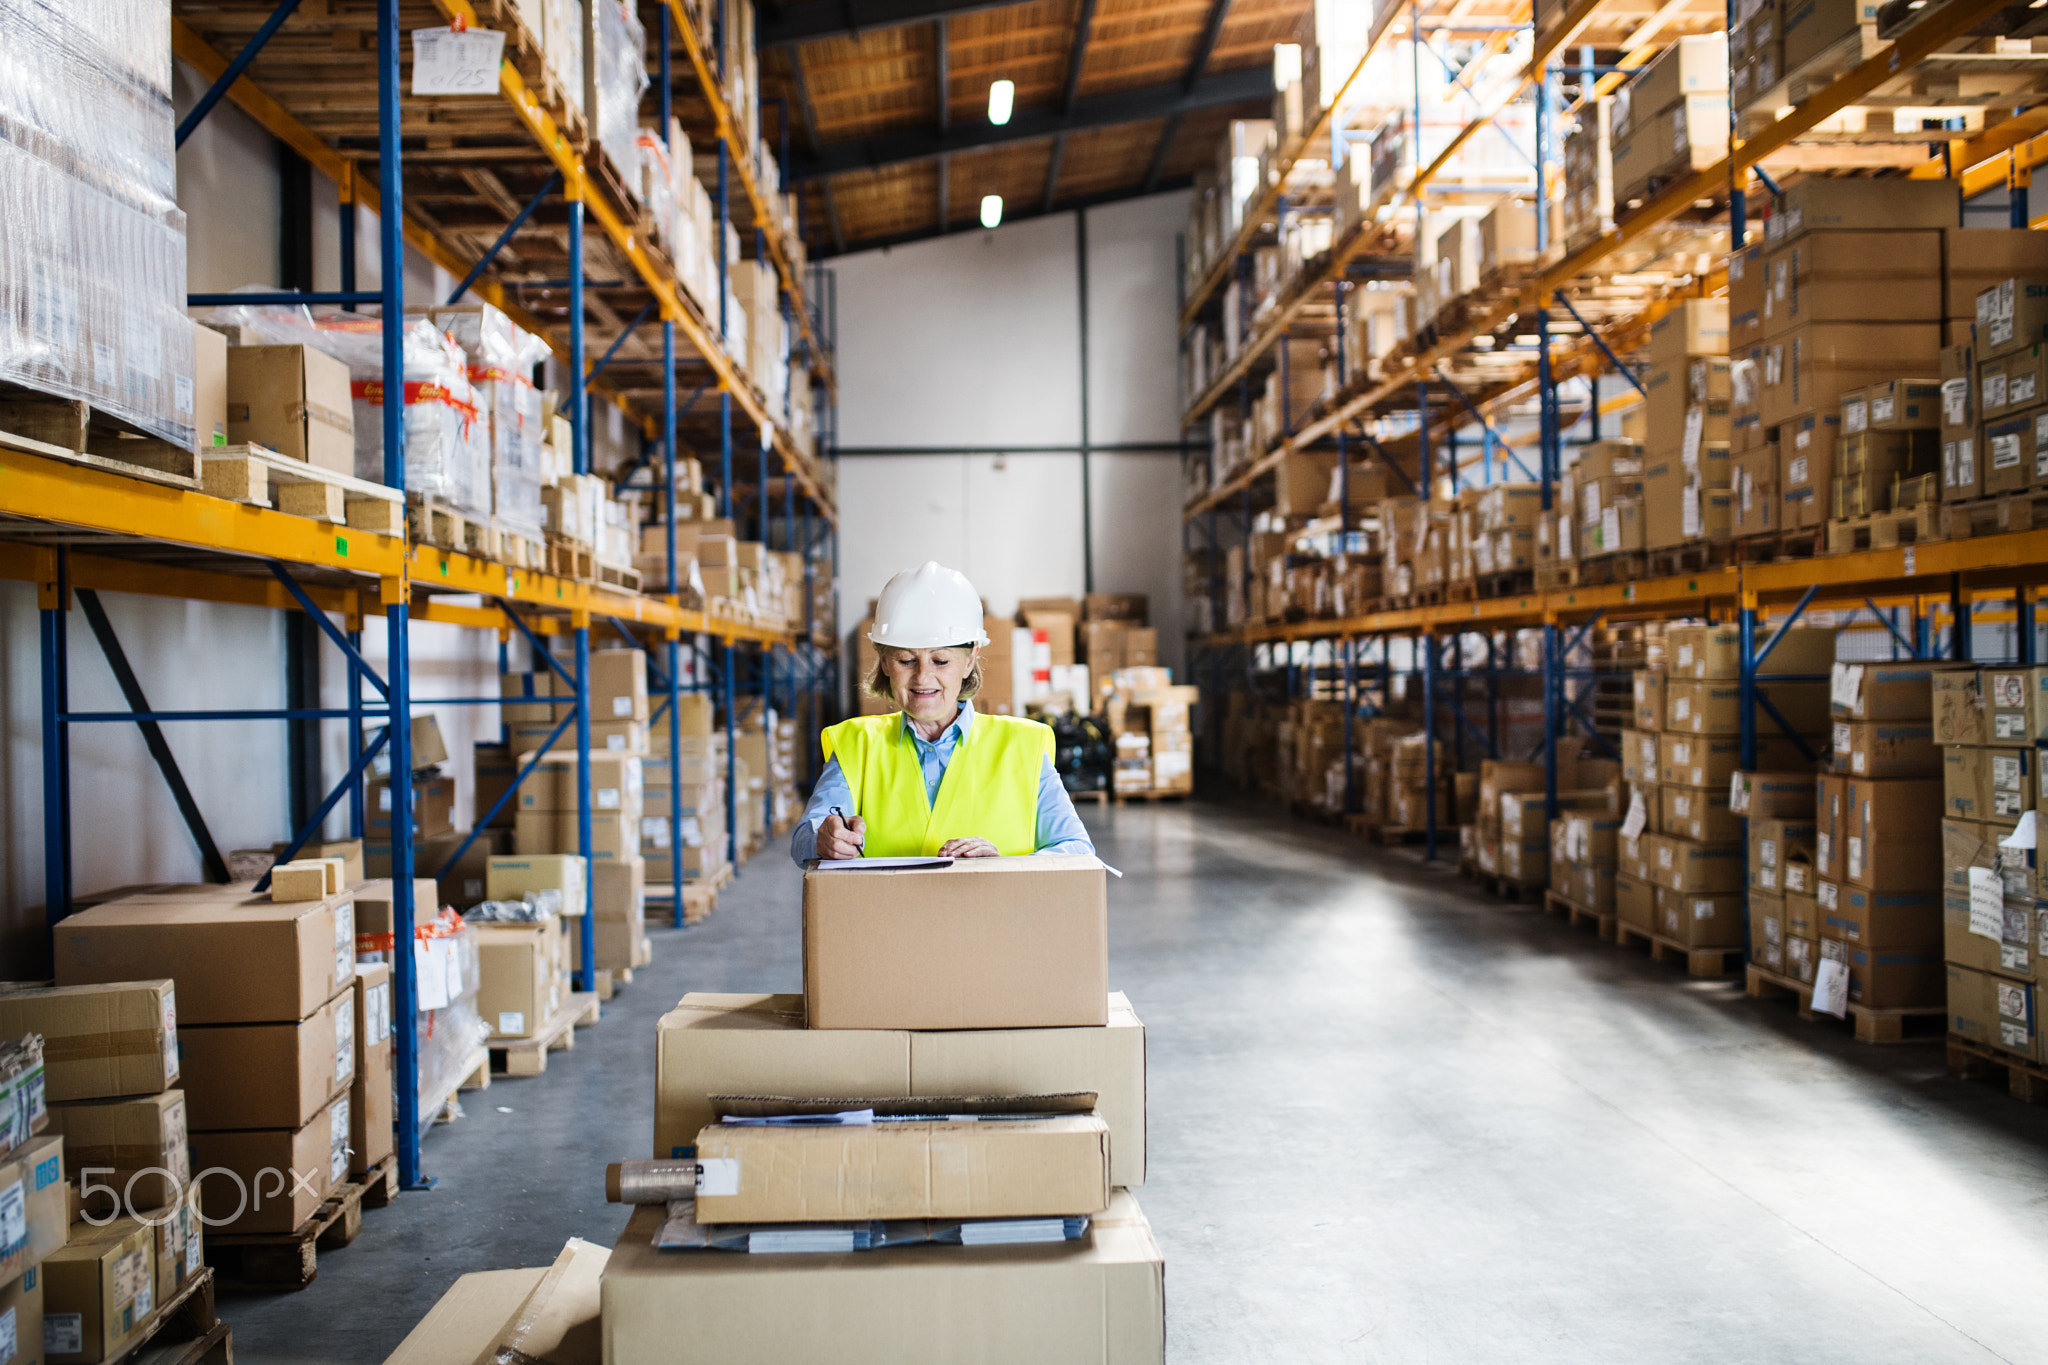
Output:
[381, 1268, 550, 1365]
[1822, 886, 1941, 948]
[653, 993, 1148, 1186]
[351, 963, 393, 1178]
[693, 1113, 1112, 1223]
[803, 857, 1107, 1031]
[225, 343, 354, 473]
[43, 1216, 154, 1364]
[189, 1094, 348, 1234]
[600, 1191, 1165, 1365]
[0, 981, 178, 1100]
[473, 1237, 607, 1365]
[49, 1090, 189, 1212]
[178, 983, 354, 1130]
[476, 918, 565, 1039]
[53, 890, 354, 1025]
[1831, 721, 1939, 778]
[487, 855, 588, 915]
[0, 1133, 68, 1285]
[1642, 833, 1744, 893]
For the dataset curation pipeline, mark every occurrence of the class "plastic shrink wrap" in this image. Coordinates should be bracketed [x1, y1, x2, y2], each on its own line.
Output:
[0, 0, 195, 449]
[589, 0, 648, 191]
[432, 303, 552, 541]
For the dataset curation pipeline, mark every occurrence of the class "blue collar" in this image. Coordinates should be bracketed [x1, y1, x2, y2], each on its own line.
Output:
[900, 702, 974, 747]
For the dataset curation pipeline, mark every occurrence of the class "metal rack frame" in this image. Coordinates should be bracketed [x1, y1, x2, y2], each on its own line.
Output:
[20, 0, 840, 1193]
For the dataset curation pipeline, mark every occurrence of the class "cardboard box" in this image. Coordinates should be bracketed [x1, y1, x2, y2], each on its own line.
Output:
[1975, 277, 2048, 360]
[0, 982, 178, 1100]
[1822, 886, 1941, 948]
[1082, 593, 1148, 624]
[1830, 664, 1932, 721]
[0, 1133, 67, 1285]
[1842, 775, 1943, 889]
[178, 983, 354, 1130]
[1948, 963, 2040, 1061]
[1984, 665, 2048, 742]
[1786, 932, 1820, 984]
[1944, 746, 1983, 820]
[43, 1216, 153, 1363]
[225, 343, 354, 473]
[600, 1191, 1165, 1364]
[1757, 177, 1959, 244]
[351, 963, 393, 1178]
[193, 324, 228, 451]
[1732, 445, 1779, 534]
[486, 855, 588, 915]
[1655, 887, 1743, 947]
[1642, 833, 1744, 893]
[53, 890, 354, 1026]
[1759, 232, 1943, 336]
[1668, 679, 1827, 736]
[1658, 732, 1810, 789]
[803, 857, 1107, 1031]
[1633, 670, 1667, 731]
[653, 993, 1148, 1186]
[1661, 784, 1740, 843]
[516, 754, 644, 813]
[189, 1094, 348, 1234]
[49, 1090, 188, 1213]
[1731, 770, 1817, 819]
[1826, 940, 1945, 1010]
[0, 1266, 42, 1365]
[476, 918, 565, 1039]
[1932, 665, 1987, 745]
[1749, 818, 1816, 894]
[138, 1179, 205, 1314]
[1664, 623, 1833, 680]
[1749, 891, 1786, 972]
[1616, 871, 1655, 932]
[693, 1111, 1112, 1223]
[1830, 721, 1939, 778]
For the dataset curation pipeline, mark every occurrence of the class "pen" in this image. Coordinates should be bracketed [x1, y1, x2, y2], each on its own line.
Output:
[830, 805, 865, 853]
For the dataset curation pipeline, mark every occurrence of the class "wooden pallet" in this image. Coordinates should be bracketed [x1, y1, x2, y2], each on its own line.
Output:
[496, 528, 546, 571]
[1113, 788, 1188, 804]
[1475, 569, 1537, 600]
[208, 1178, 368, 1291]
[106, 1267, 225, 1365]
[491, 991, 601, 1077]
[548, 537, 596, 581]
[1745, 963, 1946, 1043]
[1573, 551, 1648, 587]
[354, 1152, 399, 1209]
[1613, 920, 1745, 977]
[1940, 489, 2048, 540]
[594, 965, 631, 1001]
[425, 1044, 493, 1127]
[1825, 509, 1920, 556]
[1946, 1033, 2048, 1103]
[597, 558, 643, 593]
[1475, 870, 1546, 903]
[200, 443, 404, 532]
[1544, 890, 1618, 940]
[0, 383, 206, 488]
[1070, 789, 1110, 804]
[1646, 540, 1736, 578]
[1534, 561, 1581, 591]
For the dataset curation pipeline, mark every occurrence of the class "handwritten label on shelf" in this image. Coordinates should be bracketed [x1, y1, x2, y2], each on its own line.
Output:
[412, 26, 506, 95]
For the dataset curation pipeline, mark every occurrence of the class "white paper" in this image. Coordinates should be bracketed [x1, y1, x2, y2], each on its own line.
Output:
[0, 1180, 20, 1253]
[814, 856, 956, 871]
[696, 1158, 741, 1197]
[1810, 958, 1850, 1018]
[414, 937, 457, 1010]
[1829, 663, 1864, 713]
[2001, 810, 2038, 851]
[1621, 789, 1648, 840]
[44, 1314, 82, 1355]
[1729, 771, 1749, 814]
[1970, 866, 2005, 941]
[960, 1218, 1070, 1246]
[411, 26, 505, 95]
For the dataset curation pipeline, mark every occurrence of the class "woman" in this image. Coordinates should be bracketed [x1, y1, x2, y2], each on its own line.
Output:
[790, 561, 1095, 864]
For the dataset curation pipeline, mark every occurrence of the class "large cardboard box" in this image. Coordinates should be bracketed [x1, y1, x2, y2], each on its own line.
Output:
[43, 1216, 154, 1364]
[803, 858, 1107, 1031]
[0, 982, 178, 1100]
[1831, 663, 1933, 721]
[1642, 833, 1744, 893]
[351, 963, 394, 1178]
[1616, 871, 1655, 932]
[0, 1133, 68, 1285]
[476, 918, 565, 1039]
[1664, 623, 1833, 680]
[1750, 889, 1787, 972]
[1658, 732, 1811, 788]
[486, 855, 588, 914]
[189, 1094, 348, 1234]
[653, 993, 1148, 1186]
[1823, 886, 1941, 948]
[1983, 665, 2048, 742]
[1759, 231, 1943, 337]
[600, 1191, 1165, 1364]
[0, 1267, 42, 1365]
[1655, 887, 1743, 946]
[53, 891, 354, 1025]
[588, 649, 650, 723]
[693, 1112, 1112, 1223]
[1932, 665, 1987, 745]
[1826, 939, 1945, 1010]
[50, 1090, 188, 1213]
[1758, 323, 1942, 431]
[1662, 783, 1740, 843]
[1831, 721, 1939, 778]
[225, 343, 354, 473]
[1757, 176, 1959, 244]
[178, 983, 354, 1130]
[1842, 775, 1943, 889]
[1947, 963, 2036, 1059]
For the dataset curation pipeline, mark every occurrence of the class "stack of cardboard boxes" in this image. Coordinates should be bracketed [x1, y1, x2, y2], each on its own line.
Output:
[644, 694, 732, 898]
[0, 1035, 55, 1360]
[1609, 36, 1728, 216]
[1107, 675, 1198, 797]
[608, 857, 1164, 1357]
[1620, 624, 1831, 949]
[1937, 666, 2048, 1056]
[1564, 439, 1646, 561]
[1642, 301, 1733, 551]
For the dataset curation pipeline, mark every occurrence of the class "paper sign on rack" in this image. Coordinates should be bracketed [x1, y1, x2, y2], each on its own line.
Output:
[411, 26, 506, 95]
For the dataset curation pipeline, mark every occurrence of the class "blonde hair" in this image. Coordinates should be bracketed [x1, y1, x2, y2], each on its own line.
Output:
[865, 643, 983, 703]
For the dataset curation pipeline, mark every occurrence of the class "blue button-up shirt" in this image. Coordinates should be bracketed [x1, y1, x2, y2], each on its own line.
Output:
[790, 704, 1095, 864]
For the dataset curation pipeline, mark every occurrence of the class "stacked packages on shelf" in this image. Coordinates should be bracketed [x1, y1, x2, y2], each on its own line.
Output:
[0, 0, 196, 449]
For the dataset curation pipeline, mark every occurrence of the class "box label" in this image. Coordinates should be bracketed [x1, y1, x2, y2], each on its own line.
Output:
[0, 1180, 20, 1256]
[330, 1097, 351, 1183]
[497, 1011, 526, 1035]
[1993, 431, 2023, 470]
[335, 1000, 355, 1084]
[697, 1157, 741, 1197]
[44, 1315, 81, 1355]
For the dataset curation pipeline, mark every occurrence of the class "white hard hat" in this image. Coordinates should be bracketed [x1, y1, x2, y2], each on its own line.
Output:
[868, 562, 989, 649]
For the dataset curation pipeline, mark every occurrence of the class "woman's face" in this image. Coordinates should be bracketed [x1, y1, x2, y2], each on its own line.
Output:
[883, 645, 976, 723]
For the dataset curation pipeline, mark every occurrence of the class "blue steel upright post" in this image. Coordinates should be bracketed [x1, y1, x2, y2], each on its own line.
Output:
[376, 0, 424, 1192]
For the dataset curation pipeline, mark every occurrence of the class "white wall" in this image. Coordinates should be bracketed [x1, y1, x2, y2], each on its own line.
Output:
[831, 191, 1190, 671]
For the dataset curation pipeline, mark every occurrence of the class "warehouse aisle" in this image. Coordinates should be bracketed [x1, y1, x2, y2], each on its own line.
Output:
[236, 802, 2048, 1364]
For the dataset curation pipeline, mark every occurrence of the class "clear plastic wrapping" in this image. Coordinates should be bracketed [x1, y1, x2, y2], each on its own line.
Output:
[415, 923, 487, 1137]
[432, 303, 550, 539]
[592, 0, 648, 191]
[0, 0, 192, 448]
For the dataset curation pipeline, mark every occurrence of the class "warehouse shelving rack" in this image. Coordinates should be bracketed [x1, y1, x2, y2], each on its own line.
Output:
[1182, 0, 2048, 857]
[9, 0, 838, 1192]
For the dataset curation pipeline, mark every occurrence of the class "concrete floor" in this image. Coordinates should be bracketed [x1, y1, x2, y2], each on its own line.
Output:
[232, 799, 2048, 1364]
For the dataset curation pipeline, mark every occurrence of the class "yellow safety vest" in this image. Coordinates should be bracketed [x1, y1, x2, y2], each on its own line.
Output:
[820, 710, 1055, 857]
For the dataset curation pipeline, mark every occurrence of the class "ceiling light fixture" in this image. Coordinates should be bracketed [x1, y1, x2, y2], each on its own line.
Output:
[988, 79, 1015, 126]
[981, 194, 1004, 229]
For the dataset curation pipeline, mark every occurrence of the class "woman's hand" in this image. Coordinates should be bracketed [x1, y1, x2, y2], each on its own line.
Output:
[938, 837, 999, 858]
[818, 813, 867, 859]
